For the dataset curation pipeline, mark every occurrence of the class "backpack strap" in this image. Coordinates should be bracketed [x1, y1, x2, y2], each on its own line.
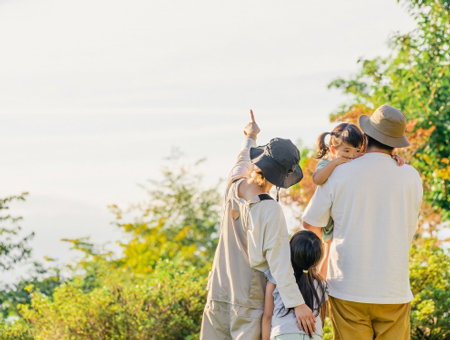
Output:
[258, 194, 274, 201]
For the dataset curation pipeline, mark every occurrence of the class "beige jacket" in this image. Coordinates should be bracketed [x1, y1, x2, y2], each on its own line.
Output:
[207, 137, 304, 309]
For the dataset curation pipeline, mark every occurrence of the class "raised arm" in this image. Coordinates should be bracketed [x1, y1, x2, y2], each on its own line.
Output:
[227, 110, 261, 187]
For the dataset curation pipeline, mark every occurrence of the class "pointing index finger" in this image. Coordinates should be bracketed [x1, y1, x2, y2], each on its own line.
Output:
[250, 109, 255, 123]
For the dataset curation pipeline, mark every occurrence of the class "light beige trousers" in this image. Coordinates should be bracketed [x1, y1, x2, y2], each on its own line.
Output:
[200, 300, 263, 340]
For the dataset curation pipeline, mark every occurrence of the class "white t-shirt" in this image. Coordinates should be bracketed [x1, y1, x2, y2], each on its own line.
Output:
[302, 153, 423, 304]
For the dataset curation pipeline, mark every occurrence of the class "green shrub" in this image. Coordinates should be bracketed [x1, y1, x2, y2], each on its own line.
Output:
[323, 318, 333, 340]
[0, 320, 34, 340]
[21, 261, 207, 340]
[410, 238, 450, 340]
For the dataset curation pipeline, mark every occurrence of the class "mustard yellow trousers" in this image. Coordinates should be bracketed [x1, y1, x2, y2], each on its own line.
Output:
[329, 296, 411, 340]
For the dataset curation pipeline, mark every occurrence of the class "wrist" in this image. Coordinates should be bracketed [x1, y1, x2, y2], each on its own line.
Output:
[246, 133, 257, 140]
[329, 158, 340, 166]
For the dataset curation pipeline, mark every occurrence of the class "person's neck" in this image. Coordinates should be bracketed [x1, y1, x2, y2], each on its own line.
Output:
[238, 179, 273, 200]
[365, 146, 393, 156]
[252, 180, 273, 194]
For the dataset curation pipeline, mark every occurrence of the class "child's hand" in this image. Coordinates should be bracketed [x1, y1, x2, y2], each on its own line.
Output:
[332, 157, 352, 166]
[392, 154, 405, 167]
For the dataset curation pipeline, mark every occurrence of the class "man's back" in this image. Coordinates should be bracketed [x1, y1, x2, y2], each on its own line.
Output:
[303, 152, 422, 303]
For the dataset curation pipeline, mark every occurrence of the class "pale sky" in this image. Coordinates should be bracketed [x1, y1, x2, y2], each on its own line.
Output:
[0, 0, 418, 281]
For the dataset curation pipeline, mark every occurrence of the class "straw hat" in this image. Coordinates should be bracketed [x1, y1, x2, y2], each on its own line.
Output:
[359, 105, 410, 148]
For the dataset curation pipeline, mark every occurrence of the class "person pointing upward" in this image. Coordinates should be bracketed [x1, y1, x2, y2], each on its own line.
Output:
[200, 110, 316, 340]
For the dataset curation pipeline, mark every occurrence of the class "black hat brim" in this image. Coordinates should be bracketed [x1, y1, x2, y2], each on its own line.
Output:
[250, 146, 303, 189]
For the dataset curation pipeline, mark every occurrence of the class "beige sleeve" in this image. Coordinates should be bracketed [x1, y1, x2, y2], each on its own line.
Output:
[248, 202, 305, 308]
[226, 137, 256, 187]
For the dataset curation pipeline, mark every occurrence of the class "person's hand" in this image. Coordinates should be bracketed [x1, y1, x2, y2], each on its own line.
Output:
[294, 304, 316, 336]
[332, 156, 352, 166]
[392, 154, 405, 167]
[243, 109, 260, 139]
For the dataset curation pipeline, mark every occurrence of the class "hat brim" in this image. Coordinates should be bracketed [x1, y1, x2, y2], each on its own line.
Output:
[359, 115, 410, 148]
[250, 146, 303, 189]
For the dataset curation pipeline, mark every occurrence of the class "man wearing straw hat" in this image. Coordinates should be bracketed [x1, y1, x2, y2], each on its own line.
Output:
[302, 105, 423, 339]
[200, 111, 316, 340]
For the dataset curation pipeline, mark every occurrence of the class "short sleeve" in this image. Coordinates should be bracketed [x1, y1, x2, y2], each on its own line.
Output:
[316, 159, 330, 170]
[414, 170, 423, 214]
[302, 182, 333, 227]
[264, 269, 277, 285]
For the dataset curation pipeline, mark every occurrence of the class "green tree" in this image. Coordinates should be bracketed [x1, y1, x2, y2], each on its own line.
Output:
[109, 156, 221, 274]
[12, 157, 221, 339]
[0, 193, 33, 271]
[0, 262, 63, 320]
[0, 193, 64, 320]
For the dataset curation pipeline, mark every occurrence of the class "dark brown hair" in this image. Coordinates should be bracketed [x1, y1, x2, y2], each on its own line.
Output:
[316, 123, 366, 159]
[247, 165, 266, 187]
[281, 230, 327, 319]
[366, 135, 394, 154]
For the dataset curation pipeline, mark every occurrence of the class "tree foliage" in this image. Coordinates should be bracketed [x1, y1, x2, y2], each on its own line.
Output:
[0, 262, 63, 320]
[328, 0, 450, 220]
[2, 2, 450, 338]
[0, 193, 33, 271]
[109, 156, 221, 274]
[0, 193, 53, 320]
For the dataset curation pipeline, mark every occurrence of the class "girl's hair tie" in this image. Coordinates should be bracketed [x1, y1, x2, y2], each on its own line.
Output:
[303, 269, 308, 274]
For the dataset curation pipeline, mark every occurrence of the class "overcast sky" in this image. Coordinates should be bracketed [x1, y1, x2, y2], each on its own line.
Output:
[0, 0, 418, 281]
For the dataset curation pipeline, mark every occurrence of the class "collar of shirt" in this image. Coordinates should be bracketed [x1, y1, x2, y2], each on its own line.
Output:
[362, 152, 392, 159]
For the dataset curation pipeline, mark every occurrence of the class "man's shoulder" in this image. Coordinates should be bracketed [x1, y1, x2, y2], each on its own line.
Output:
[325, 160, 357, 182]
[398, 164, 422, 182]
[400, 163, 419, 173]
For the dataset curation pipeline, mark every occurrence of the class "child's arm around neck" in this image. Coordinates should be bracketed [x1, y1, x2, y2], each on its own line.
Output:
[313, 157, 352, 185]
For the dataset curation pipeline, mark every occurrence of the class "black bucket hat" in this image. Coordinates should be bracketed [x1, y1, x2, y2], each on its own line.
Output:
[250, 138, 303, 189]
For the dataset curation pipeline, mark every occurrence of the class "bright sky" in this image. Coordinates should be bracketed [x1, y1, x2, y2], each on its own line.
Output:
[0, 0, 418, 281]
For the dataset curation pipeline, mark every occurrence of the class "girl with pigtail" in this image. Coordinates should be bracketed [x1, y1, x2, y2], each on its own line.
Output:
[312, 123, 404, 280]
[262, 230, 327, 340]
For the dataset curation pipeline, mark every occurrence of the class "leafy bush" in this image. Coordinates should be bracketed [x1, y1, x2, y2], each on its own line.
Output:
[0, 320, 33, 340]
[410, 238, 450, 340]
[323, 318, 333, 340]
[20, 261, 207, 340]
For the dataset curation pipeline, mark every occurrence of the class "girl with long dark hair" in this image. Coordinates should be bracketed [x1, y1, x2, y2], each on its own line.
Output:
[262, 230, 328, 340]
